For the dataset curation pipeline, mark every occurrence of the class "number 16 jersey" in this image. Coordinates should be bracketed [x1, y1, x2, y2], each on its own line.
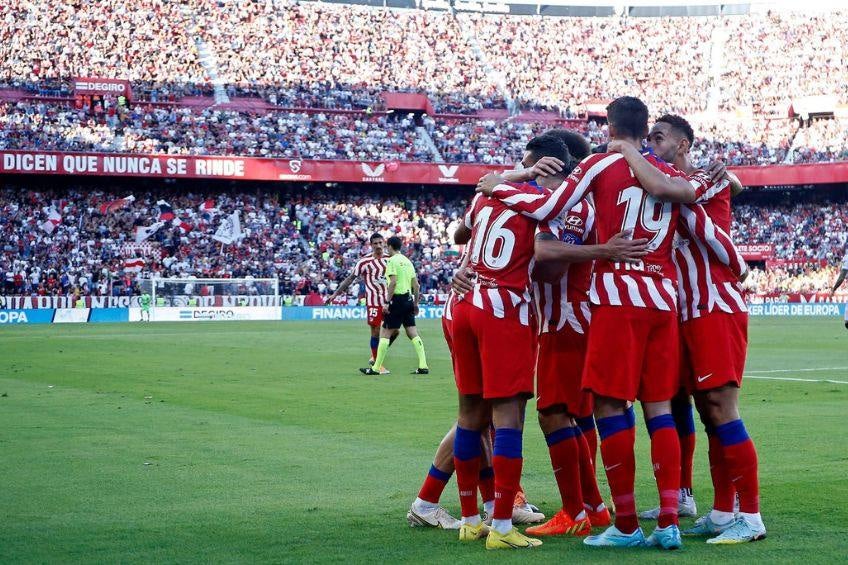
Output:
[460, 189, 547, 326]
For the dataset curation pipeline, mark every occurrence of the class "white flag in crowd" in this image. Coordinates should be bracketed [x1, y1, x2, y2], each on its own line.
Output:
[134, 221, 165, 243]
[41, 206, 62, 234]
[212, 212, 243, 245]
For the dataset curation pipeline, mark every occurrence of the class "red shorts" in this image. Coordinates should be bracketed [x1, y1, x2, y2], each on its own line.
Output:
[451, 300, 536, 399]
[366, 305, 384, 328]
[681, 311, 748, 393]
[442, 316, 453, 355]
[583, 305, 679, 403]
[536, 327, 593, 417]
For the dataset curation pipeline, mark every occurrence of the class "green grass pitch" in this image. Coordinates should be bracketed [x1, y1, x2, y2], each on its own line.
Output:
[1, 317, 846, 563]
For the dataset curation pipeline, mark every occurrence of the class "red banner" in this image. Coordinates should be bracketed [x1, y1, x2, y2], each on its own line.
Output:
[2, 149, 848, 187]
[0, 150, 504, 184]
[737, 244, 774, 260]
[73, 77, 132, 100]
[380, 92, 434, 115]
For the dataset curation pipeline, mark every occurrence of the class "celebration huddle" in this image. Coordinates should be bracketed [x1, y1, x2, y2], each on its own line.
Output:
[401, 97, 763, 550]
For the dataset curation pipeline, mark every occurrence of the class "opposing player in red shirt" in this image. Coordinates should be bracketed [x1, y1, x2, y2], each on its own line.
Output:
[481, 96, 747, 550]
[629, 114, 765, 544]
[325, 232, 398, 372]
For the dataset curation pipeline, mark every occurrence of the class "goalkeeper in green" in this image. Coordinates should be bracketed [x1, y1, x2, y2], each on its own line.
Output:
[139, 292, 152, 322]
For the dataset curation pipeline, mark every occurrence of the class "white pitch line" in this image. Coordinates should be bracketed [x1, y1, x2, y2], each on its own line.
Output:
[745, 376, 848, 385]
[746, 367, 848, 374]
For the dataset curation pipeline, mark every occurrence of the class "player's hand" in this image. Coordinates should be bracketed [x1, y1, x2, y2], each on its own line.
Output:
[476, 173, 505, 196]
[528, 156, 564, 178]
[606, 140, 627, 153]
[324, 295, 335, 305]
[413, 304, 420, 316]
[604, 230, 650, 262]
[451, 266, 475, 295]
[382, 304, 390, 314]
[606, 140, 639, 156]
[706, 160, 727, 183]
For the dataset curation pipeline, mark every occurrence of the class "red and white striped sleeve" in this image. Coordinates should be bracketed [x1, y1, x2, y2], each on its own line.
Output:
[679, 204, 747, 278]
[463, 194, 481, 229]
[491, 154, 619, 223]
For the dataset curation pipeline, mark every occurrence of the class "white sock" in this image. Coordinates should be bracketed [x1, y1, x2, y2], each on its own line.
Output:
[709, 509, 736, 525]
[492, 518, 512, 534]
[461, 514, 482, 526]
[413, 497, 438, 512]
[483, 500, 494, 516]
[739, 511, 764, 530]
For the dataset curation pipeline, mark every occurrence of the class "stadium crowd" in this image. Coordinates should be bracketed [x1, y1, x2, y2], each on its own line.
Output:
[0, 186, 468, 301]
[1, 185, 845, 301]
[1, 3, 848, 165]
[6, 97, 848, 167]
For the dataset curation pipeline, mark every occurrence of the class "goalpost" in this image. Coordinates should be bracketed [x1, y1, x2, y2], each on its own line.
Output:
[137, 277, 281, 321]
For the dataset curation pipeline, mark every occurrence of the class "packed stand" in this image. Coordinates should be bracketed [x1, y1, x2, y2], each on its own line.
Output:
[0, 185, 468, 301]
[789, 118, 848, 164]
[732, 202, 848, 262]
[719, 12, 848, 112]
[0, 0, 205, 87]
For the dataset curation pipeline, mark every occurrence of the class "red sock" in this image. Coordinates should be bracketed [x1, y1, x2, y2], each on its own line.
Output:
[578, 431, 604, 510]
[478, 466, 495, 503]
[708, 434, 736, 512]
[492, 428, 523, 521]
[546, 429, 583, 518]
[599, 427, 637, 533]
[650, 426, 681, 528]
[417, 464, 451, 504]
[679, 432, 696, 492]
[454, 426, 482, 518]
[722, 439, 759, 513]
[714, 420, 759, 514]
[493, 455, 522, 520]
[454, 457, 480, 518]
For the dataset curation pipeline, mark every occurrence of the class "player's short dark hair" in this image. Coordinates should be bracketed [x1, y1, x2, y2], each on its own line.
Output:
[606, 96, 649, 140]
[525, 135, 572, 171]
[386, 236, 402, 251]
[369, 232, 384, 243]
[544, 129, 591, 161]
[656, 114, 695, 145]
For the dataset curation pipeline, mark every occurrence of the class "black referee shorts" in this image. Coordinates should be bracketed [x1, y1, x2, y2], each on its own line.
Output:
[383, 293, 416, 329]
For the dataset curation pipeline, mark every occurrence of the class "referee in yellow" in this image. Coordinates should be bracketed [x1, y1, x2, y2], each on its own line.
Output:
[360, 236, 429, 375]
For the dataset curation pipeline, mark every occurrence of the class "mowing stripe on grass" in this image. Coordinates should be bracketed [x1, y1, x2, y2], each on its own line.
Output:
[746, 375, 848, 384]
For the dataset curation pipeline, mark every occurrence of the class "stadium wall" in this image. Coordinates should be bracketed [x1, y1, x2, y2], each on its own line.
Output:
[0, 304, 846, 325]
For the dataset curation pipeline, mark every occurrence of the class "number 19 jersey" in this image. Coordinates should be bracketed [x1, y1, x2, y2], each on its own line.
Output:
[491, 152, 735, 312]
[461, 191, 542, 326]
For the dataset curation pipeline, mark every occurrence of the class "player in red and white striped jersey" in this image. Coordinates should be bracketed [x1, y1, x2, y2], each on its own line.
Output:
[509, 134, 649, 538]
[325, 233, 398, 371]
[638, 114, 766, 543]
[450, 177, 548, 548]
[480, 97, 746, 549]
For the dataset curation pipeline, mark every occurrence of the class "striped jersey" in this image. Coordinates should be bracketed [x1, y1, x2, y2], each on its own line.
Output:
[491, 151, 744, 313]
[459, 191, 543, 326]
[675, 172, 748, 321]
[353, 254, 388, 307]
[533, 199, 595, 335]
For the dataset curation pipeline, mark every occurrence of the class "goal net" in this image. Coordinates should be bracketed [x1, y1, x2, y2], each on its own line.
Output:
[139, 277, 280, 308]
